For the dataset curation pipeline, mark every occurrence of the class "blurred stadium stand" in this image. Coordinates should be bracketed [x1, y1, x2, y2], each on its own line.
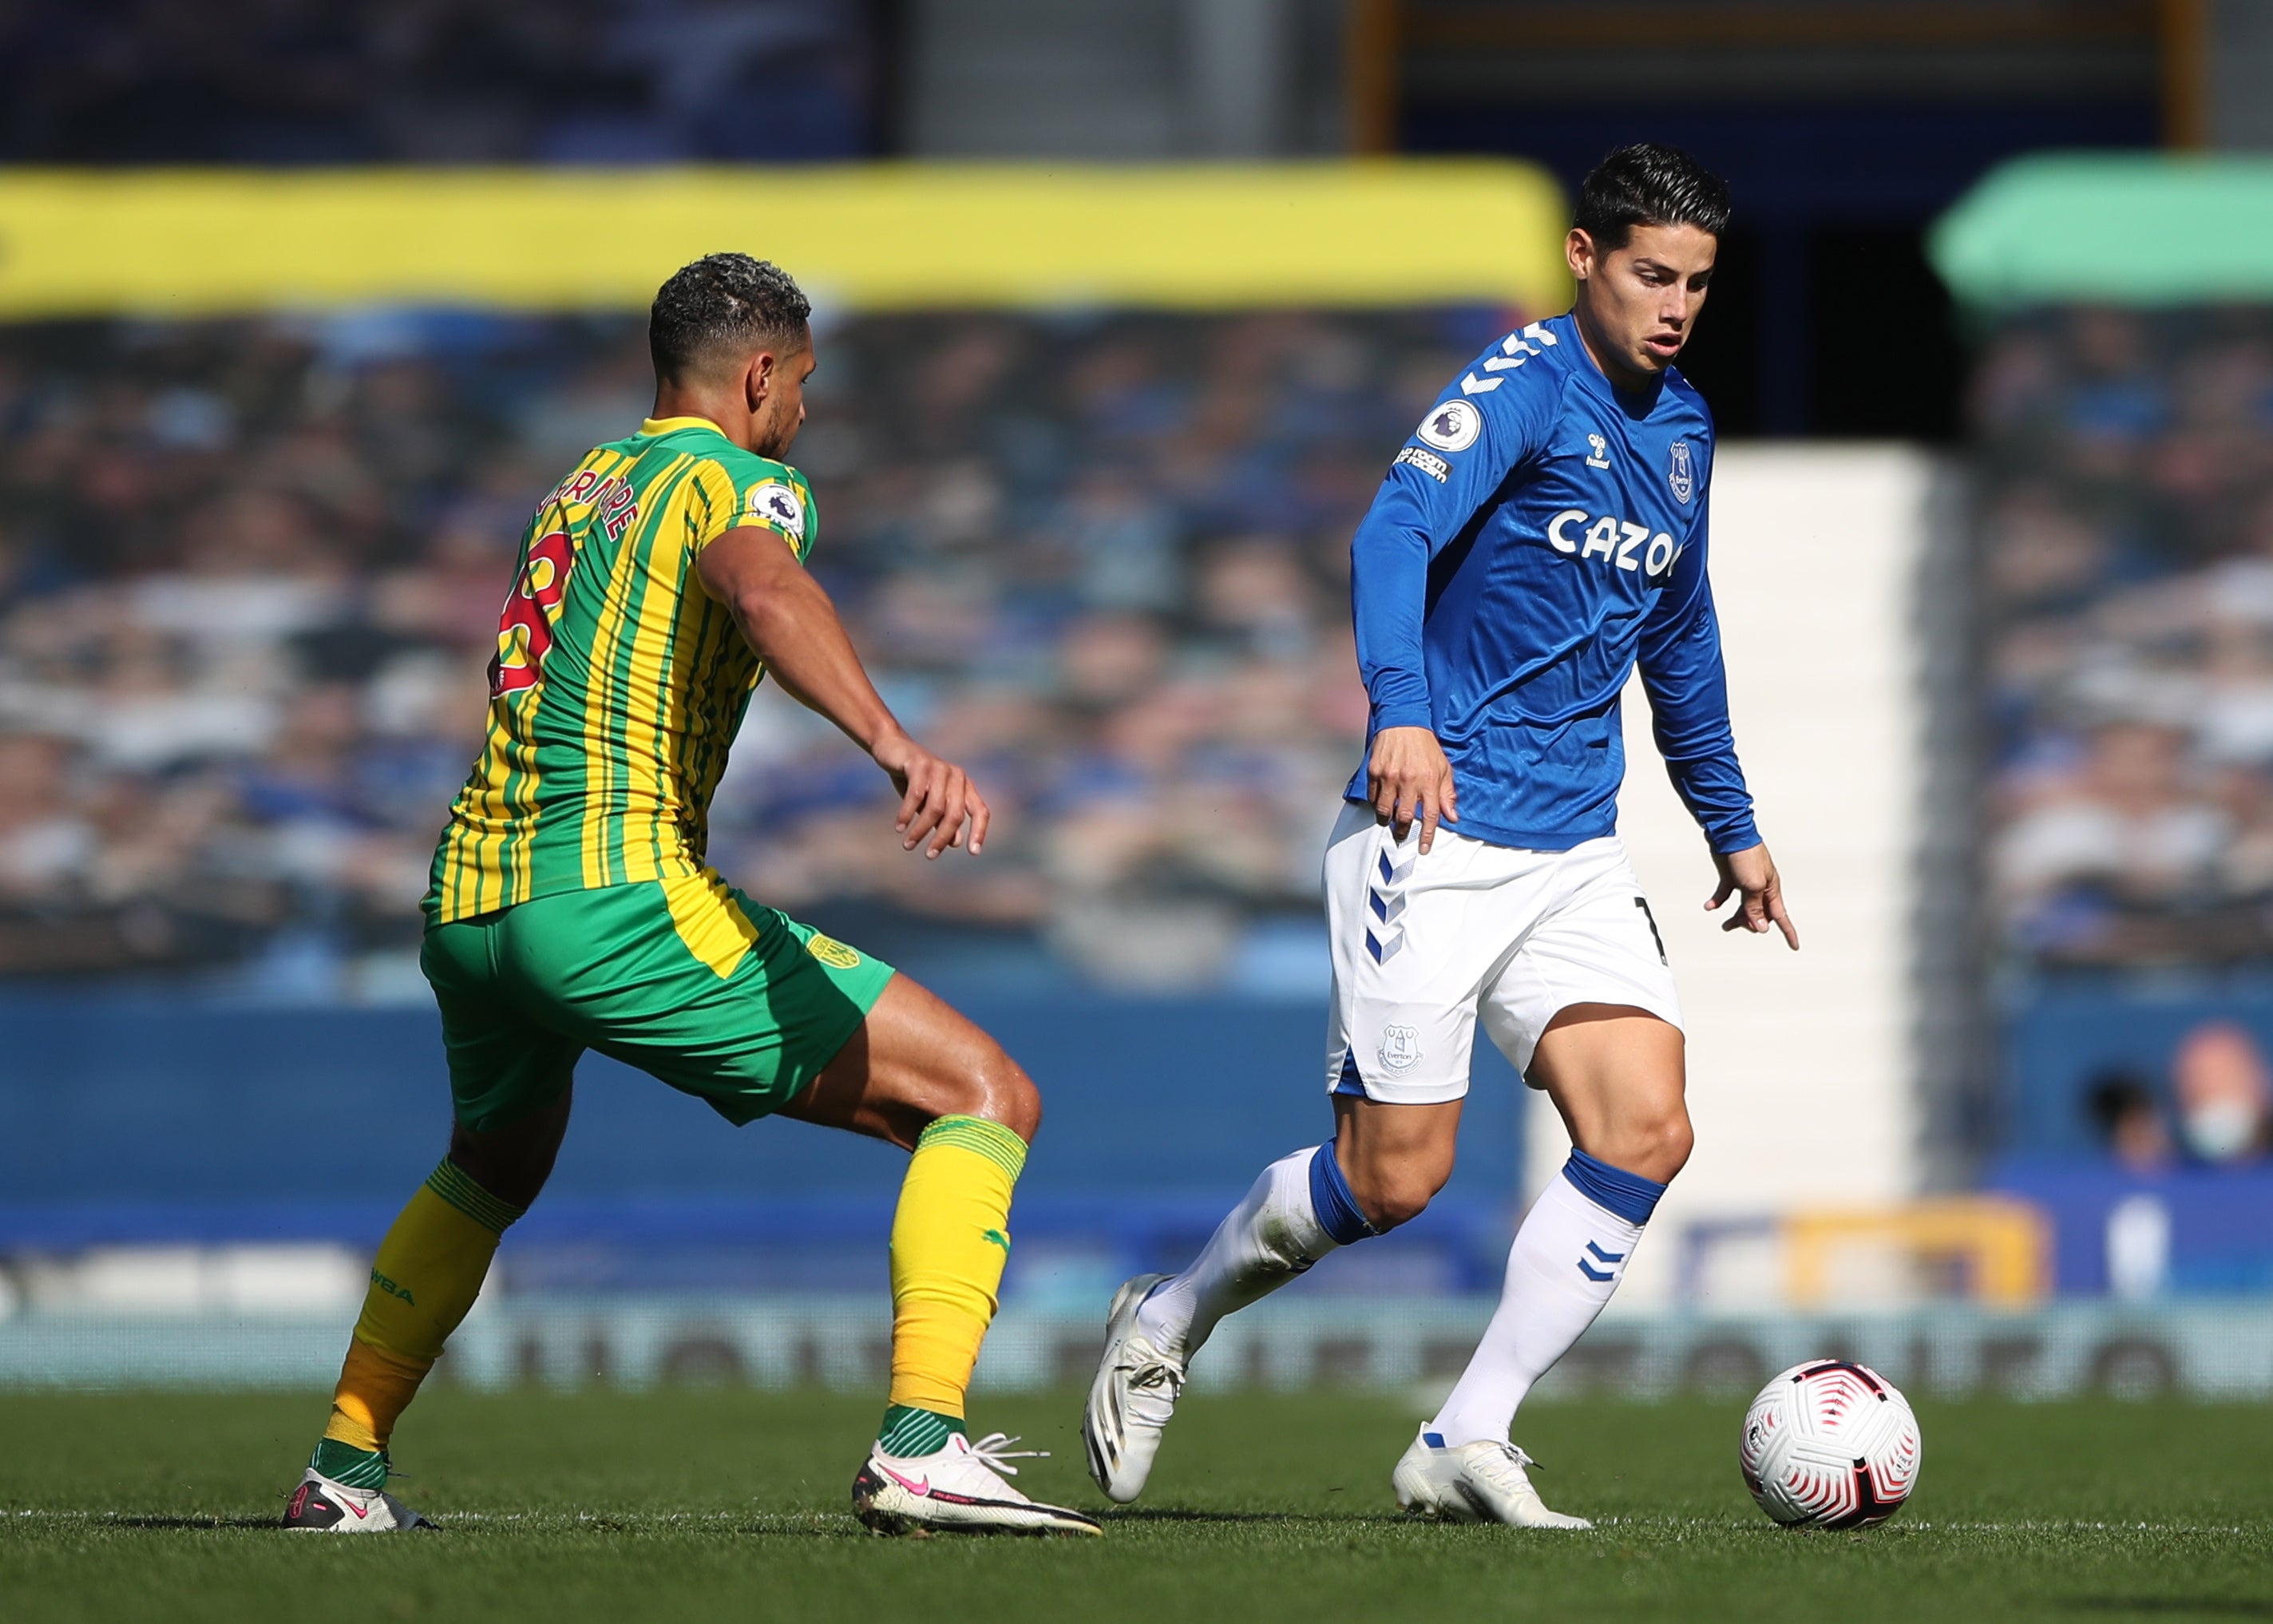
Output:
[1972, 301, 2273, 968]
[0, 303, 1513, 994]
[0, 162, 1558, 1329]
[0, 0, 882, 164]
[16, 3, 2273, 1365]
[1929, 156, 2273, 1302]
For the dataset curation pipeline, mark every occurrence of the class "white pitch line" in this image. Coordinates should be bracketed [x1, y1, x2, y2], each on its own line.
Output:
[9, 1509, 2263, 1537]
[1589, 1515, 2259, 1536]
[5, 1508, 848, 1528]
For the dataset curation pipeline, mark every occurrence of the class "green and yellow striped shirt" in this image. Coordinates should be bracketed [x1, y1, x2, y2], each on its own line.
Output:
[425, 416, 814, 924]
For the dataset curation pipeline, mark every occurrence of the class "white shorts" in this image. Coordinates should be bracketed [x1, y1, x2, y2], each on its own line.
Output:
[1323, 801, 1683, 1106]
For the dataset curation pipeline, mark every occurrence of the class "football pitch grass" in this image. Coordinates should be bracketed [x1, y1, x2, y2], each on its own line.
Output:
[4, 1388, 2270, 1623]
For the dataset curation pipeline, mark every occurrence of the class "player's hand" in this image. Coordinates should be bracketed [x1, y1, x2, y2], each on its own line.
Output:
[1368, 726, 1459, 854]
[1706, 842, 1798, 950]
[871, 730, 991, 858]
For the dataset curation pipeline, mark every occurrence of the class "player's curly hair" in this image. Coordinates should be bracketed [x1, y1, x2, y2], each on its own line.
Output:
[1573, 144, 1731, 252]
[649, 252, 812, 382]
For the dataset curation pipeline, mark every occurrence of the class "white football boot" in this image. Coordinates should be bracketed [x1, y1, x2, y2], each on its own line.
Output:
[1080, 1273, 1187, 1503]
[853, 1432, 1100, 1537]
[280, 1467, 434, 1532]
[1392, 1430, 1593, 1529]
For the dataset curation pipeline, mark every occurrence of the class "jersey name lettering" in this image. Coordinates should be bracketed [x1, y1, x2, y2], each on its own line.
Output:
[1544, 509, 1677, 576]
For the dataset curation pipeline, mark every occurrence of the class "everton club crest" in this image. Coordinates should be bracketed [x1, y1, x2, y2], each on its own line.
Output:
[1668, 441, 1695, 505]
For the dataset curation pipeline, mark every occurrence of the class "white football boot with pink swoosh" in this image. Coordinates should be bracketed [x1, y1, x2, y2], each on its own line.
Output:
[852, 1432, 1100, 1536]
[280, 1466, 434, 1532]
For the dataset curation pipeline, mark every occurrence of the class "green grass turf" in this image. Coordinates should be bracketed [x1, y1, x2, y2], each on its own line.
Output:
[2, 1388, 2270, 1624]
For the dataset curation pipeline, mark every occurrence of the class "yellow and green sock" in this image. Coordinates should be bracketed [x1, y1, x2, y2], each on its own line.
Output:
[312, 1159, 525, 1487]
[877, 1114, 1027, 1457]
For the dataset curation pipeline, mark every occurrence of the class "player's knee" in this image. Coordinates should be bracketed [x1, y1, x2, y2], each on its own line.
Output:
[445, 1090, 570, 1209]
[1345, 1159, 1449, 1232]
[445, 1130, 549, 1210]
[1653, 1111, 1695, 1182]
[995, 1064, 1042, 1144]
[1614, 1103, 1693, 1186]
[943, 1041, 1041, 1144]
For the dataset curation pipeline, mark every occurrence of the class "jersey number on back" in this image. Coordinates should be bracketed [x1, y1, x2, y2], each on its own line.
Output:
[489, 529, 575, 698]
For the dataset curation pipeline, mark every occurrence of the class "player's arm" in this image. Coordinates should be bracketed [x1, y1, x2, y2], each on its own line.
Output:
[1634, 491, 1797, 949]
[1355, 384, 1532, 853]
[1355, 474, 1458, 853]
[697, 524, 988, 859]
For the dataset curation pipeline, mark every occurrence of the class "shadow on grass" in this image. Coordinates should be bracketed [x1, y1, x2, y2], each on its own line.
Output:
[85, 1513, 861, 1540]
[86, 1507, 1438, 1540]
[1100, 1507, 1407, 1528]
[101, 1517, 297, 1531]
[2060, 1602, 2273, 1617]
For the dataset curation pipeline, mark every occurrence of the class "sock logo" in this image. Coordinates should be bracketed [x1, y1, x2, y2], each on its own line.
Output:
[1576, 1240, 1626, 1282]
[370, 1269, 416, 1307]
[981, 1229, 1010, 1254]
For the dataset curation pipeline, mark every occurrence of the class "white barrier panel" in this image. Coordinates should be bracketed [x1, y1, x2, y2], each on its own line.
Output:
[1, 1300, 2261, 1400]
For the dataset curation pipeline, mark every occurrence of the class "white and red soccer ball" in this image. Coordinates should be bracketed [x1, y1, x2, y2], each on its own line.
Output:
[1739, 1360, 1922, 1529]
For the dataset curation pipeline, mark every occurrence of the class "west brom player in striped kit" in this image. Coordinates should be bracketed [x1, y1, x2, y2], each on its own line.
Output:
[284, 255, 1098, 1539]
[1083, 145, 1799, 1527]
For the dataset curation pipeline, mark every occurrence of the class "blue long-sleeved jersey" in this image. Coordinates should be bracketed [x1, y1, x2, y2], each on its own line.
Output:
[1344, 311, 1757, 854]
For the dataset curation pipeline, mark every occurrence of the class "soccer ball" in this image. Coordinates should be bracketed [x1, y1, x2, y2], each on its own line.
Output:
[1738, 1360, 1922, 1529]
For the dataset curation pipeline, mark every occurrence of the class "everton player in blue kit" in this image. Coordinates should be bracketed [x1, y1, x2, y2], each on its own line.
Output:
[1084, 145, 1798, 1527]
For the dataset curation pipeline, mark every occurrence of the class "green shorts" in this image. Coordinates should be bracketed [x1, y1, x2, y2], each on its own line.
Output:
[421, 872, 896, 1131]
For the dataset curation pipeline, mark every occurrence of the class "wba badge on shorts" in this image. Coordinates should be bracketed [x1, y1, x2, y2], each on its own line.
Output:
[806, 933, 862, 970]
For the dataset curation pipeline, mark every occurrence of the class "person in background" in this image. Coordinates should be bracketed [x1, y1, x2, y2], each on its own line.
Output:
[2171, 1021, 2273, 1166]
[2083, 1068, 2173, 1174]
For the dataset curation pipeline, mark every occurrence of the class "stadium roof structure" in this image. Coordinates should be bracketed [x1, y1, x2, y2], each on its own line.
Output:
[0, 163, 1570, 319]
[1931, 153, 2273, 309]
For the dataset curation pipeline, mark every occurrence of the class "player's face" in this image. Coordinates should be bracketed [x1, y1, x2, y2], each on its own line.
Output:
[1566, 223, 1716, 386]
[752, 341, 815, 460]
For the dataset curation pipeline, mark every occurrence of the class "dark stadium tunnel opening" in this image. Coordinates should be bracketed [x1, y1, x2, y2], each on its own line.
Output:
[1633, 221, 1966, 442]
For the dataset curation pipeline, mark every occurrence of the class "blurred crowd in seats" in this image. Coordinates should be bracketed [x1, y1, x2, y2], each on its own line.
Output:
[2088, 1020, 2273, 1172]
[1980, 306, 2273, 967]
[0, 0, 873, 164]
[0, 306, 1504, 990]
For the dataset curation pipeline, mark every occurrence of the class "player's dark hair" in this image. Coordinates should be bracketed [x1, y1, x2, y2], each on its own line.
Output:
[649, 252, 812, 382]
[1573, 144, 1731, 252]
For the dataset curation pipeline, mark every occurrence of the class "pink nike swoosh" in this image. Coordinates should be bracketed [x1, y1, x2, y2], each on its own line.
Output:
[878, 1464, 930, 1497]
[343, 1498, 369, 1519]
